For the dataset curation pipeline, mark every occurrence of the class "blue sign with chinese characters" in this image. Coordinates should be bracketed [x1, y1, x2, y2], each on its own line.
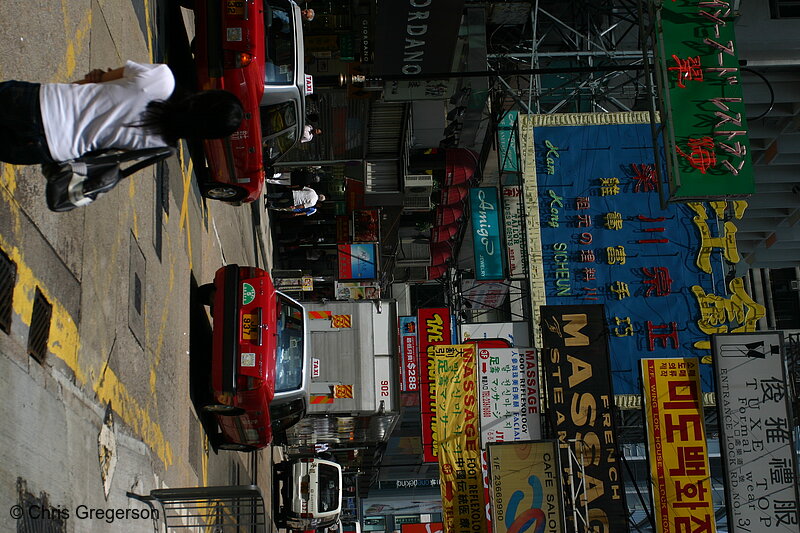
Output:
[532, 118, 742, 394]
[469, 187, 505, 281]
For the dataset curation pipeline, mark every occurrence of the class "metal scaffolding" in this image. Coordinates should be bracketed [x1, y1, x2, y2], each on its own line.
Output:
[488, 0, 660, 116]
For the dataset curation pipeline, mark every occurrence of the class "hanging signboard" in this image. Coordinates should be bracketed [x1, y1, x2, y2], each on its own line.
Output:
[488, 440, 565, 533]
[656, 1, 754, 199]
[373, 0, 464, 77]
[434, 344, 488, 533]
[337, 243, 378, 281]
[523, 112, 764, 395]
[712, 332, 800, 533]
[502, 185, 526, 279]
[398, 316, 420, 392]
[469, 187, 505, 281]
[642, 357, 716, 533]
[477, 347, 541, 447]
[418, 308, 455, 463]
[540, 304, 628, 533]
[498, 110, 520, 173]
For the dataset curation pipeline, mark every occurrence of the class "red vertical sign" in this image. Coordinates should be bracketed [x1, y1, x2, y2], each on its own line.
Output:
[417, 308, 452, 463]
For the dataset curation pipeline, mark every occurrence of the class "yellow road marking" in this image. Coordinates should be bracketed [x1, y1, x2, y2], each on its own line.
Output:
[178, 146, 196, 270]
[53, 1, 92, 83]
[0, 0, 178, 469]
[144, 0, 154, 60]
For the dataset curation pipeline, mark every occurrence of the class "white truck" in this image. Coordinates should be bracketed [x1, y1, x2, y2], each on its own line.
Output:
[282, 299, 400, 447]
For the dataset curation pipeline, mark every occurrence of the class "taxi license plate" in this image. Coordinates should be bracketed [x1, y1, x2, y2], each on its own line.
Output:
[241, 313, 258, 341]
[226, 0, 244, 15]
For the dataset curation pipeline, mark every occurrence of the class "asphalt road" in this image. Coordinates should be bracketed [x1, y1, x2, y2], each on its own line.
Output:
[0, 1, 275, 531]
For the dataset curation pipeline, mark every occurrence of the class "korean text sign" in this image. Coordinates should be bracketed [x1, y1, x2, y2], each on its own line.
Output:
[434, 344, 487, 533]
[477, 347, 541, 447]
[488, 441, 564, 533]
[540, 304, 628, 533]
[712, 332, 800, 533]
[642, 357, 716, 533]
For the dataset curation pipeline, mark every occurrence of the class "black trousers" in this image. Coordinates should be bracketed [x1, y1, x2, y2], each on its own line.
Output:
[0, 81, 54, 165]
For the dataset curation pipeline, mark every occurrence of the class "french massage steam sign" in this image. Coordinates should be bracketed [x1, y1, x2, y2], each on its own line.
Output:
[469, 187, 504, 280]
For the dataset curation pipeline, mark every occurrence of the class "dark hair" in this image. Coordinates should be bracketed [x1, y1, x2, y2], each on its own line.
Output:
[137, 90, 244, 145]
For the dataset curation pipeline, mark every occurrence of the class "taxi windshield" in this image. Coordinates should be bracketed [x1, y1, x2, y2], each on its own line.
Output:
[275, 295, 304, 393]
[261, 102, 299, 164]
[264, 6, 297, 85]
[317, 465, 341, 512]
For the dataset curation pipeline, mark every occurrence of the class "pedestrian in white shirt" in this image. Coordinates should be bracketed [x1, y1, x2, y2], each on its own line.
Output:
[301, 125, 322, 143]
[0, 60, 244, 165]
[265, 186, 326, 210]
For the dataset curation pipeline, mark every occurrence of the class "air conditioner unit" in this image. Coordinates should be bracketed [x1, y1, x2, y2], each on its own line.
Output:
[404, 174, 434, 211]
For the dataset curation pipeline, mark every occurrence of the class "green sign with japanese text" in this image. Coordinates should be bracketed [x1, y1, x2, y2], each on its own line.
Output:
[657, 0, 755, 200]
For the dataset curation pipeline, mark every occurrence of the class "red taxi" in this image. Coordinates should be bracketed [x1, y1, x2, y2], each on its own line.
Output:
[200, 265, 310, 451]
[191, 0, 307, 203]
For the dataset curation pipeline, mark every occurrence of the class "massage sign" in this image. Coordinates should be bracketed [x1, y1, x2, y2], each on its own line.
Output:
[657, 0, 755, 200]
[540, 305, 628, 533]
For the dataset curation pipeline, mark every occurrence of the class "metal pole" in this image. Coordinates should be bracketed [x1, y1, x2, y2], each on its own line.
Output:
[368, 64, 645, 83]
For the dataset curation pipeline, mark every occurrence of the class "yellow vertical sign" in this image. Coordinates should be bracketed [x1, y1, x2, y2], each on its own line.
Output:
[434, 344, 487, 533]
[642, 358, 716, 533]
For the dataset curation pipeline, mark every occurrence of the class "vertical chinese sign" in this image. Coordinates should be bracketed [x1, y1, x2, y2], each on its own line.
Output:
[488, 441, 565, 533]
[641, 357, 716, 533]
[540, 304, 628, 533]
[711, 332, 800, 533]
[399, 316, 419, 392]
[502, 185, 527, 279]
[656, 0, 754, 199]
[434, 344, 487, 533]
[522, 111, 764, 395]
[476, 347, 541, 447]
[418, 308, 454, 463]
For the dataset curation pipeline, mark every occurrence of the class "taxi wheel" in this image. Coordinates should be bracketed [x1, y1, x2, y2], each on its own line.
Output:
[203, 403, 244, 416]
[201, 182, 247, 202]
[218, 443, 256, 452]
[198, 283, 216, 307]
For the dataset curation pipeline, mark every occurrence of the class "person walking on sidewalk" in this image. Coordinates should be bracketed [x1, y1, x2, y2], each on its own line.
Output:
[0, 60, 243, 165]
[265, 186, 325, 211]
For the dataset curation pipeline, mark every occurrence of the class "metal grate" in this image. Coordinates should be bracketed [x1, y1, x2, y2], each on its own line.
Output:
[16, 478, 67, 533]
[27, 288, 52, 364]
[0, 249, 16, 333]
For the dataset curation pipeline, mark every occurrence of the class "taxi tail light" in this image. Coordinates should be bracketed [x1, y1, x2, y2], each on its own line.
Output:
[237, 375, 263, 391]
[223, 50, 253, 69]
[240, 266, 259, 279]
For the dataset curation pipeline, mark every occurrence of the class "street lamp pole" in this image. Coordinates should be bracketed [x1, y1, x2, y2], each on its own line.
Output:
[366, 63, 646, 82]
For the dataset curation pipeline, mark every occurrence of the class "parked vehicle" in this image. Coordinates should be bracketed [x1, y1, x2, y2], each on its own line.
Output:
[274, 457, 343, 530]
[200, 265, 310, 451]
[191, 0, 308, 203]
